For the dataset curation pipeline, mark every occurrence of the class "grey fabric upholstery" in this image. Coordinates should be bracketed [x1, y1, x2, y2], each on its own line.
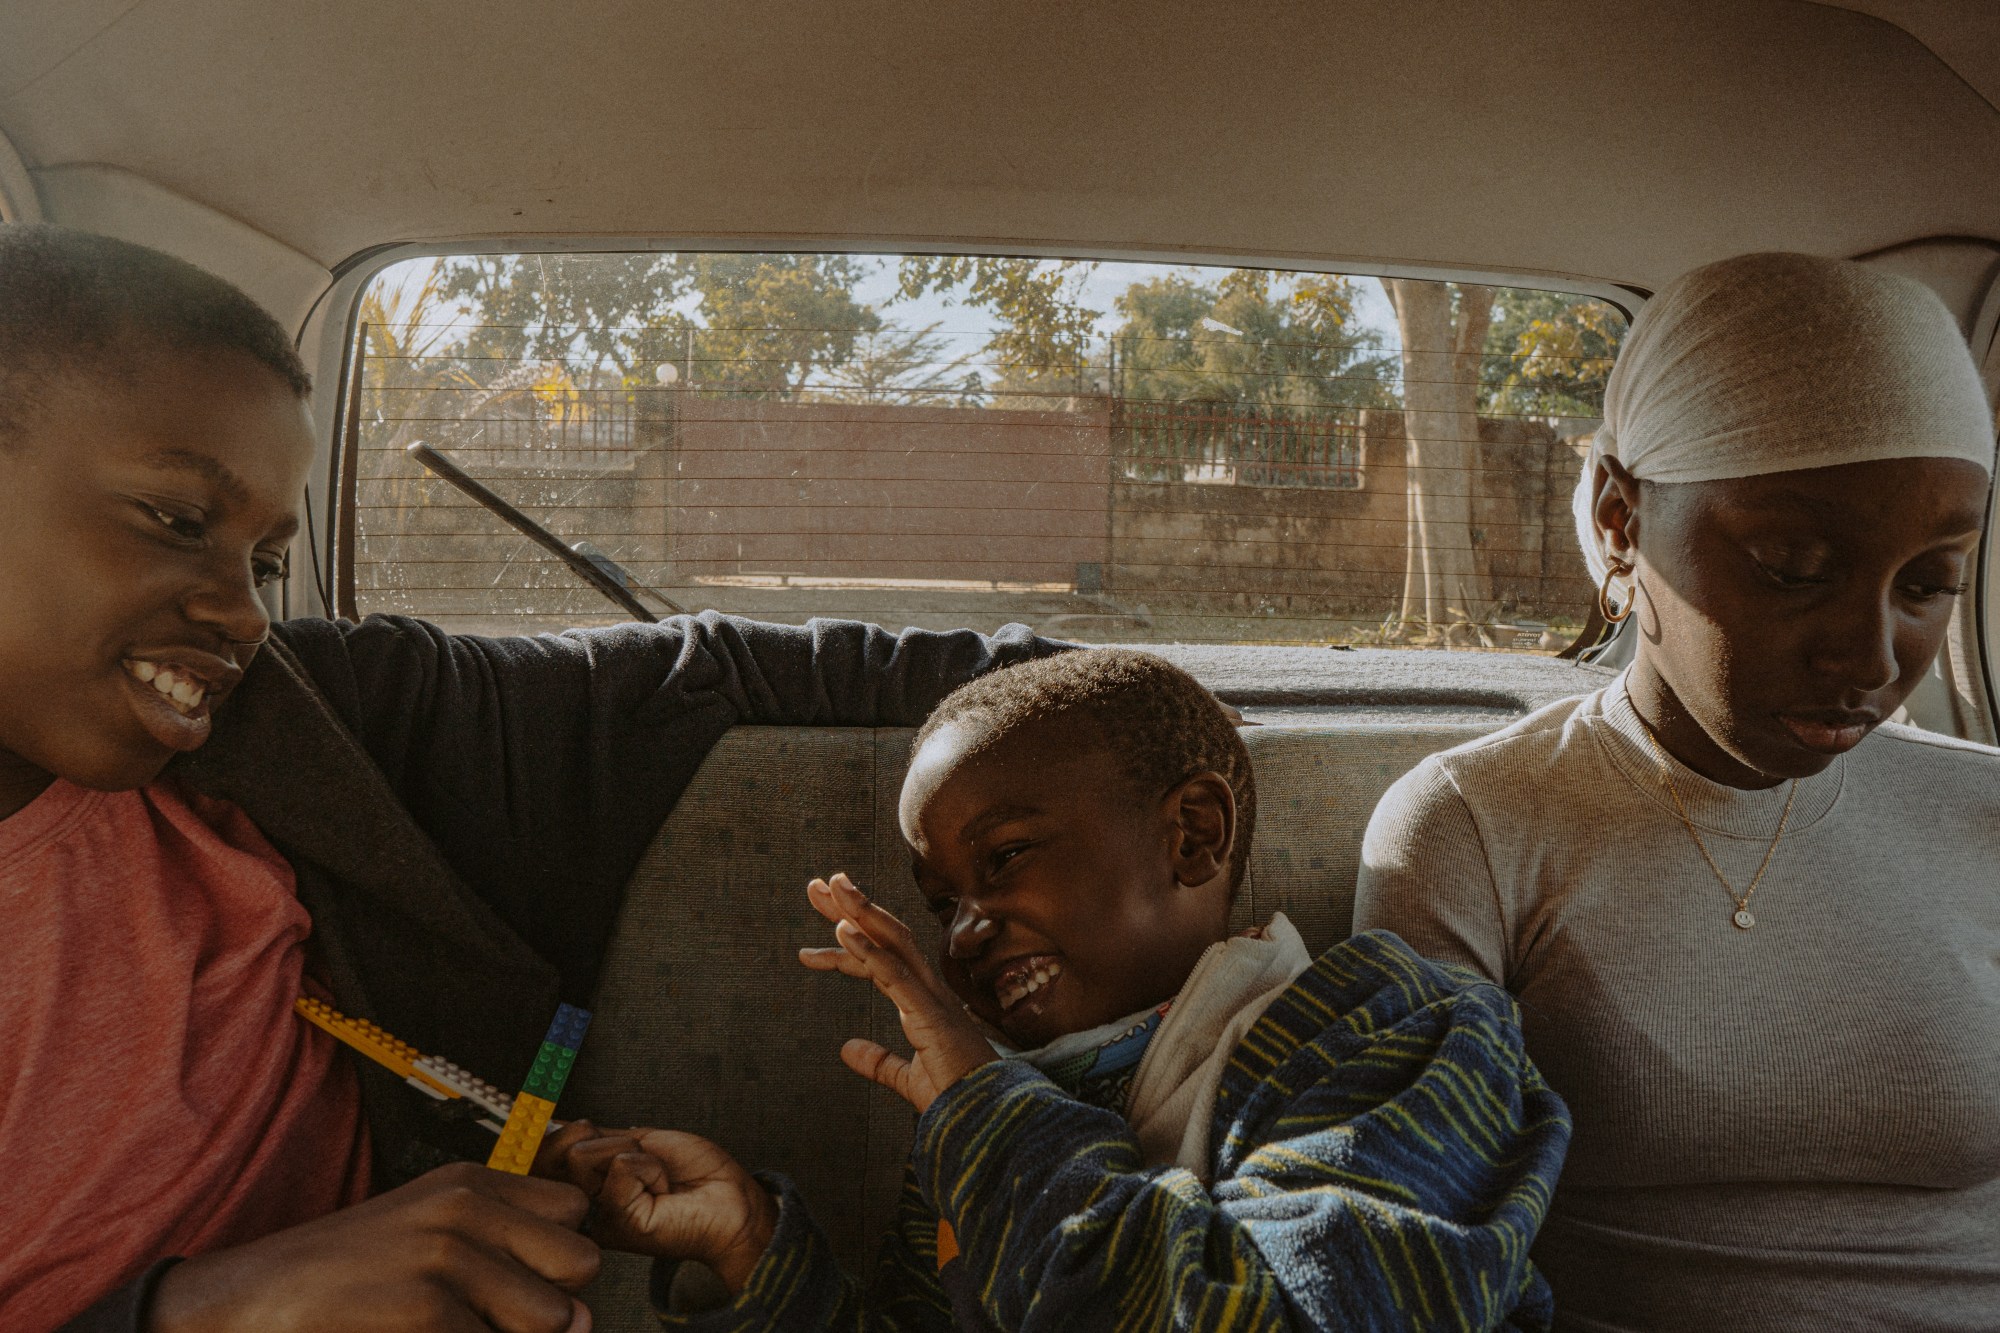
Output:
[1229, 723, 1497, 952]
[569, 719, 1497, 1326]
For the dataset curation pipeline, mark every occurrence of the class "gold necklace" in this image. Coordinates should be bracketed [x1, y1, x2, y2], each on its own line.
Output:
[1639, 722, 1797, 931]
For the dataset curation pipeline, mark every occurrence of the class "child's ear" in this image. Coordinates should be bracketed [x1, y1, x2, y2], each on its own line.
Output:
[1165, 772, 1235, 889]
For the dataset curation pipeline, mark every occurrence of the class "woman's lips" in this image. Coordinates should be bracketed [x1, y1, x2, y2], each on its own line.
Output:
[1778, 712, 1876, 755]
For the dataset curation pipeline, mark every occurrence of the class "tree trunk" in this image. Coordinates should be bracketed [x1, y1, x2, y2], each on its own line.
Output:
[1381, 279, 1493, 633]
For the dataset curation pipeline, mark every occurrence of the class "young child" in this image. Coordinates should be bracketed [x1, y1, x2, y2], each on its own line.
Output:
[544, 650, 1573, 1331]
[0, 224, 1054, 1333]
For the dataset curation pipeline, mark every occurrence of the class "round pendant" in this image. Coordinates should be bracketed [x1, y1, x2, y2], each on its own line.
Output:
[1732, 908, 1756, 930]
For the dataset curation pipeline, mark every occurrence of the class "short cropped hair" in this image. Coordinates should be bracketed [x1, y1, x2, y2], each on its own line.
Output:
[915, 648, 1257, 890]
[0, 224, 311, 444]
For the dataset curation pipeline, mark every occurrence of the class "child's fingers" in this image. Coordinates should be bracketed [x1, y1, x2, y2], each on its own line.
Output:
[798, 945, 870, 978]
[834, 919, 915, 995]
[601, 1150, 673, 1209]
[839, 1037, 918, 1102]
[834, 918, 964, 1019]
[568, 1134, 645, 1173]
[814, 875, 948, 993]
[531, 1118, 600, 1180]
[548, 1132, 645, 1195]
[826, 874, 942, 980]
[812, 874, 964, 1016]
[629, 1128, 733, 1170]
[805, 877, 847, 926]
[811, 873, 910, 950]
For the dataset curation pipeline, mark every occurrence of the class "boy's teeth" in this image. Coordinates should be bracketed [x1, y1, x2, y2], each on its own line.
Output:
[129, 662, 206, 714]
[998, 959, 1061, 1011]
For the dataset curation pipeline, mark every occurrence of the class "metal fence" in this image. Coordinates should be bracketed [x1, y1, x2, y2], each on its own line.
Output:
[1114, 399, 1362, 489]
[376, 373, 1366, 493]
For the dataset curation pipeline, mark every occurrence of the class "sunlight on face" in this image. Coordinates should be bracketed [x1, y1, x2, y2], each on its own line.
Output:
[0, 345, 314, 810]
[1622, 455, 1987, 786]
[900, 719, 1232, 1048]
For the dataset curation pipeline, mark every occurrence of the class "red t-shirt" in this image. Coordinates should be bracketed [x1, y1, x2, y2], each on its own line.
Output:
[0, 779, 370, 1331]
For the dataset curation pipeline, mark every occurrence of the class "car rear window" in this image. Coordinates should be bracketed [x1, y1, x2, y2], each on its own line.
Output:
[336, 252, 1624, 651]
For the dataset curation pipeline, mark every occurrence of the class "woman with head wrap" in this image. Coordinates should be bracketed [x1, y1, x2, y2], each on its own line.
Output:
[1354, 252, 2000, 1330]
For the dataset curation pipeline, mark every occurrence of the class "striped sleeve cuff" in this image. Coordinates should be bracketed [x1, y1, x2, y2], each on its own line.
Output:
[651, 1173, 840, 1331]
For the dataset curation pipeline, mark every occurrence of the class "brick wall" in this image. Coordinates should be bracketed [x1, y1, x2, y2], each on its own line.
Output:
[647, 398, 1111, 584]
[354, 396, 1589, 631]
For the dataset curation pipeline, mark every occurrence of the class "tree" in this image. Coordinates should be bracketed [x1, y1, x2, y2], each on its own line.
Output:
[435, 252, 879, 397]
[681, 253, 878, 397]
[437, 253, 691, 385]
[816, 323, 979, 405]
[1113, 270, 1393, 409]
[1481, 288, 1623, 418]
[1380, 279, 1495, 633]
[895, 257, 1101, 402]
[355, 257, 493, 460]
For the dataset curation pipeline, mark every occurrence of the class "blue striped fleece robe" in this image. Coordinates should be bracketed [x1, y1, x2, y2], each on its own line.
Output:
[654, 929, 1571, 1332]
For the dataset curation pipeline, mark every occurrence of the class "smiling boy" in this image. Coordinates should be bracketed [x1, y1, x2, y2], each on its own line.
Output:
[546, 651, 1572, 1331]
[0, 224, 1055, 1333]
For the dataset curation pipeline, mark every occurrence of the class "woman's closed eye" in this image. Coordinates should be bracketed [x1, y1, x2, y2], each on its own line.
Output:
[1748, 547, 1835, 589]
[1898, 575, 1968, 603]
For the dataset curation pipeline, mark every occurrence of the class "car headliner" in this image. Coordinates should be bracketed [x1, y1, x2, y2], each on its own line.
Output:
[1, 0, 1997, 302]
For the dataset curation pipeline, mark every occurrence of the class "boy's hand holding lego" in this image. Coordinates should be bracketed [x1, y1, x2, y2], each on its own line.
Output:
[532, 1121, 779, 1294]
[798, 871, 997, 1113]
[145, 1162, 598, 1333]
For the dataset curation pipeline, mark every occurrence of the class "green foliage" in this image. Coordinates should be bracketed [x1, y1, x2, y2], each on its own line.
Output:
[1112, 270, 1394, 409]
[684, 253, 878, 396]
[895, 257, 1101, 395]
[436, 253, 879, 397]
[818, 323, 979, 404]
[1480, 288, 1624, 417]
[438, 253, 689, 382]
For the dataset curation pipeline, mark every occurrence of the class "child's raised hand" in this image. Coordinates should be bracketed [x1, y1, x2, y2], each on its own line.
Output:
[533, 1120, 777, 1295]
[798, 873, 996, 1112]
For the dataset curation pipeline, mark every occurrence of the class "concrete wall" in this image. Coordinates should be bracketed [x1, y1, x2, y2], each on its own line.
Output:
[1105, 410, 1588, 621]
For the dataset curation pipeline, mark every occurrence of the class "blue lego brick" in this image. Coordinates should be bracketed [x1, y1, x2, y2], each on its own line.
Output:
[544, 1003, 591, 1052]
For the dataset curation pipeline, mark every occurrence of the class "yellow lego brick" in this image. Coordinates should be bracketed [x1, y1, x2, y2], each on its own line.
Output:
[294, 996, 424, 1080]
[486, 1092, 557, 1175]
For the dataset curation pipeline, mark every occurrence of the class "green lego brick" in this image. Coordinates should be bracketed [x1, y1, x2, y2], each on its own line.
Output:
[521, 1040, 579, 1101]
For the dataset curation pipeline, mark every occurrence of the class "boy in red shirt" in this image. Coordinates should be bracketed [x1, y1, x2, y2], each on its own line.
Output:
[0, 224, 1050, 1333]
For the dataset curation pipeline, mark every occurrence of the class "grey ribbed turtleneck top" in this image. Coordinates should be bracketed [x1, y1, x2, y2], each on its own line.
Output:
[1353, 676, 2000, 1331]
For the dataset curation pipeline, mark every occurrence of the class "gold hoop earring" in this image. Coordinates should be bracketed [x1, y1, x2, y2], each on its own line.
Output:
[1598, 563, 1634, 624]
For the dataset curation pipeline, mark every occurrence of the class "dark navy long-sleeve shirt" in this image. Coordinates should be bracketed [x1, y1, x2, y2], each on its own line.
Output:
[60, 612, 1055, 1333]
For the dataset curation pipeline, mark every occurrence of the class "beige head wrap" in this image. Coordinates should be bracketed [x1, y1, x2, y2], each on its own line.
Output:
[1575, 251, 1994, 583]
